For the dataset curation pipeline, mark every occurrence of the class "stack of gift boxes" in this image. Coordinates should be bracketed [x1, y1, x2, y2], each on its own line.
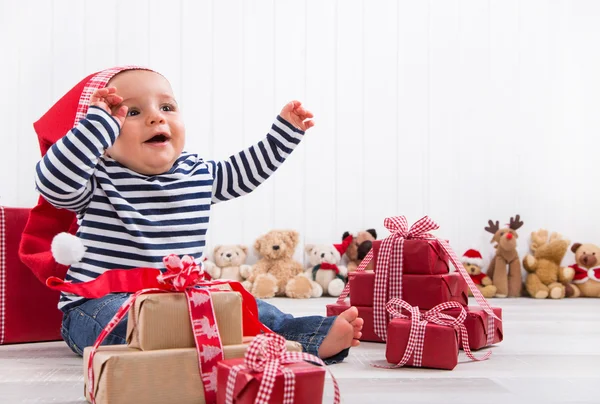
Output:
[327, 232, 503, 370]
[83, 289, 326, 404]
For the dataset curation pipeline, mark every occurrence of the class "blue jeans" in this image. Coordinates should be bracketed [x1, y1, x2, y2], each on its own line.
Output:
[60, 294, 349, 364]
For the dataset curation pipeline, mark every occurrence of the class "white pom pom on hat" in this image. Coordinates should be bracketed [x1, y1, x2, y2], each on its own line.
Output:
[51, 232, 86, 265]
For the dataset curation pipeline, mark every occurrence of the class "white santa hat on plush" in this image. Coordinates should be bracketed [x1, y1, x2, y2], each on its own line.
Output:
[460, 249, 484, 267]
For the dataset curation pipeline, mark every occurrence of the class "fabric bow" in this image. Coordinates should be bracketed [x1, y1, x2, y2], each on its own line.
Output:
[225, 334, 341, 404]
[381, 298, 491, 368]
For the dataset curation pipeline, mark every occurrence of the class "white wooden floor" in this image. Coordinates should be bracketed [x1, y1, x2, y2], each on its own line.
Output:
[1, 297, 599, 404]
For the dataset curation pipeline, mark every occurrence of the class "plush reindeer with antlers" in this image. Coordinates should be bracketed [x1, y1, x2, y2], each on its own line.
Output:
[485, 215, 524, 297]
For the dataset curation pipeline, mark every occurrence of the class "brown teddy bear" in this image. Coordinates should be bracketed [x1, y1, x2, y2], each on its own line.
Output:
[522, 229, 574, 299]
[460, 249, 497, 298]
[204, 245, 253, 283]
[246, 230, 315, 299]
[568, 243, 600, 298]
[343, 229, 377, 272]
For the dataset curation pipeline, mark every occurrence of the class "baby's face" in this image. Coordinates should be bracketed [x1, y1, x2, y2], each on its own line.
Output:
[105, 70, 185, 175]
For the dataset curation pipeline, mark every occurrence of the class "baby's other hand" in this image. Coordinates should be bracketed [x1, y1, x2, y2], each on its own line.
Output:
[280, 100, 315, 131]
[90, 87, 128, 127]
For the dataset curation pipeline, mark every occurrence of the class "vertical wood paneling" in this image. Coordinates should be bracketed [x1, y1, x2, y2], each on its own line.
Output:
[116, 0, 150, 66]
[0, 1, 19, 206]
[83, 0, 117, 71]
[335, 0, 365, 237]
[363, 0, 398, 238]
[452, 0, 491, 255]
[273, 0, 307, 263]
[16, 0, 53, 208]
[148, 0, 182, 97]
[209, 0, 245, 250]
[4, 1, 600, 265]
[240, 0, 276, 261]
[428, 0, 461, 243]
[305, 0, 337, 246]
[397, 1, 429, 224]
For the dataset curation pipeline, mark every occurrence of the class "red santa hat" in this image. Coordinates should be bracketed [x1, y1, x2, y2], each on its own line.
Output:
[18, 66, 150, 284]
[460, 249, 484, 267]
[334, 235, 353, 256]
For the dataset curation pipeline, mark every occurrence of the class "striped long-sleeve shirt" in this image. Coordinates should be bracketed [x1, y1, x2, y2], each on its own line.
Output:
[35, 106, 304, 310]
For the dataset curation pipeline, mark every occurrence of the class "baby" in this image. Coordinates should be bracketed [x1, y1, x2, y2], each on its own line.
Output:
[33, 66, 362, 363]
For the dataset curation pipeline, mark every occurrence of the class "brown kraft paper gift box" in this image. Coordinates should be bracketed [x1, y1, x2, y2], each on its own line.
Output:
[83, 341, 303, 404]
[348, 271, 468, 309]
[126, 292, 243, 350]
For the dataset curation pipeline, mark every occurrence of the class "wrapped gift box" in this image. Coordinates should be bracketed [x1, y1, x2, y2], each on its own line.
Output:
[369, 239, 450, 275]
[83, 340, 302, 404]
[0, 206, 62, 344]
[385, 317, 459, 370]
[442, 306, 503, 350]
[326, 302, 384, 343]
[126, 291, 243, 350]
[216, 358, 325, 404]
[348, 271, 468, 309]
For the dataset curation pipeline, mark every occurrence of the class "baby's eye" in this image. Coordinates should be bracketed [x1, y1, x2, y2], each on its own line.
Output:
[127, 109, 140, 117]
[161, 104, 175, 112]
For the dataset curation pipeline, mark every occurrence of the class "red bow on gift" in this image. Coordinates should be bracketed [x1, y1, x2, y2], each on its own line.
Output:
[47, 254, 270, 404]
[336, 215, 499, 344]
[224, 334, 340, 404]
[380, 298, 491, 369]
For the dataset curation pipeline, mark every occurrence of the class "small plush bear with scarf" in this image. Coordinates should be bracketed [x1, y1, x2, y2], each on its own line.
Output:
[304, 235, 353, 297]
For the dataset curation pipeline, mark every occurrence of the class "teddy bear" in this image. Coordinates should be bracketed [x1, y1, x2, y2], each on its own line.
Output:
[460, 249, 497, 298]
[567, 242, 600, 298]
[522, 229, 574, 299]
[343, 229, 377, 272]
[304, 235, 353, 297]
[245, 230, 316, 299]
[203, 245, 253, 284]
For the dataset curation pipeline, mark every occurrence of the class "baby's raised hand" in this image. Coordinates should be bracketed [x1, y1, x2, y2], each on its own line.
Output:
[280, 101, 315, 131]
[90, 87, 128, 127]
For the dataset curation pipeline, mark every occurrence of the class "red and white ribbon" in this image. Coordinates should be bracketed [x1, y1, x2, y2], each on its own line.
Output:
[85, 254, 260, 404]
[379, 299, 491, 368]
[224, 334, 340, 404]
[337, 215, 498, 343]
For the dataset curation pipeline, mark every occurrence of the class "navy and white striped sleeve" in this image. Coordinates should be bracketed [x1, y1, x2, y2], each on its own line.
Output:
[209, 115, 305, 204]
[35, 106, 120, 212]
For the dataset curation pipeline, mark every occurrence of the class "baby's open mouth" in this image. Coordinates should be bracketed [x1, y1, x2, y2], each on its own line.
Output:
[145, 134, 169, 143]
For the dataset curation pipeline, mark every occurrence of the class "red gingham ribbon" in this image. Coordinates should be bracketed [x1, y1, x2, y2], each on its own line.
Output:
[378, 299, 491, 369]
[337, 216, 498, 344]
[224, 334, 341, 404]
[87, 255, 225, 404]
[74, 65, 147, 127]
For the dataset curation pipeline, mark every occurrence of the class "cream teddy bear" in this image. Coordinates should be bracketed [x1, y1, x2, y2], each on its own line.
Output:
[204, 245, 253, 283]
[304, 235, 352, 297]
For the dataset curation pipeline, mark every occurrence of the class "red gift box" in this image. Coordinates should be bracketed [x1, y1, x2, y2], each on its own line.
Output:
[326, 302, 384, 343]
[444, 306, 503, 350]
[386, 317, 459, 370]
[349, 271, 468, 309]
[0, 207, 62, 344]
[370, 239, 450, 275]
[383, 299, 491, 370]
[216, 358, 325, 404]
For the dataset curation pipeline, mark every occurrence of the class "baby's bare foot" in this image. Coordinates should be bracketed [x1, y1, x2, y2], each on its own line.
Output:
[318, 306, 364, 359]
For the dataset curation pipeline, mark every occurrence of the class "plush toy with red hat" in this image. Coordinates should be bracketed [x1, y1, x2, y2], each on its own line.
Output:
[304, 235, 353, 297]
[18, 66, 147, 285]
[460, 249, 497, 298]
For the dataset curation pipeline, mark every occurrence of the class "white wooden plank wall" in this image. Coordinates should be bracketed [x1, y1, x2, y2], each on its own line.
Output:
[1, 0, 599, 266]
